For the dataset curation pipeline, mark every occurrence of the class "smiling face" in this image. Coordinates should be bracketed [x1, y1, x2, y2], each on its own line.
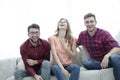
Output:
[55, 18, 72, 39]
[58, 18, 68, 30]
[28, 28, 40, 43]
[84, 16, 97, 33]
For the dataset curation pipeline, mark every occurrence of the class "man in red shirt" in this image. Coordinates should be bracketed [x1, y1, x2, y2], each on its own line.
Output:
[14, 23, 51, 80]
[77, 13, 120, 80]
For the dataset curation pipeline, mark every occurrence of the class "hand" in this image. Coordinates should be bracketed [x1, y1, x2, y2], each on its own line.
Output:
[60, 39, 68, 50]
[27, 59, 37, 66]
[101, 54, 110, 69]
[62, 69, 69, 78]
[34, 74, 43, 80]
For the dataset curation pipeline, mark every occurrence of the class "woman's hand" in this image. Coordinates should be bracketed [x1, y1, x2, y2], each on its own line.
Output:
[62, 68, 69, 78]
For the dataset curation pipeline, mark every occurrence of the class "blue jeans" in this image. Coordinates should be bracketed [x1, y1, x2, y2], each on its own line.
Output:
[83, 54, 120, 80]
[14, 60, 50, 80]
[51, 64, 80, 80]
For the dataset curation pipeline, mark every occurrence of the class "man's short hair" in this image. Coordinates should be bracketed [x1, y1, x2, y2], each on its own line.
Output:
[84, 13, 96, 21]
[28, 23, 40, 32]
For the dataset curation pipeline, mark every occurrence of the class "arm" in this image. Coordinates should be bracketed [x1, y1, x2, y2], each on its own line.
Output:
[20, 46, 36, 77]
[101, 31, 120, 68]
[101, 47, 120, 68]
[49, 37, 69, 77]
[106, 47, 120, 57]
[62, 38, 77, 58]
[34, 40, 51, 65]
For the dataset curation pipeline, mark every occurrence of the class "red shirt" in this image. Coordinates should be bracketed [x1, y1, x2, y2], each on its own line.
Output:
[77, 28, 120, 61]
[20, 38, 50, 76]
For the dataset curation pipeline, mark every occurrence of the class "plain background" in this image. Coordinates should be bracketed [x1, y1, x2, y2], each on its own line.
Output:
[0, 0, 120, 59]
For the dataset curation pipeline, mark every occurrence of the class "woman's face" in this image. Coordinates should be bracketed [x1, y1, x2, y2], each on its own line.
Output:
[58, 19, 68, 30]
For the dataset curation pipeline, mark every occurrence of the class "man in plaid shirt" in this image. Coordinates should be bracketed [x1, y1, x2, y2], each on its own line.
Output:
[77, 13, 120, 80]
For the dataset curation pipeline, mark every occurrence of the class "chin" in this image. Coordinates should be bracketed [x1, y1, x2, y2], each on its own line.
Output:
[32, 39, 38, 43]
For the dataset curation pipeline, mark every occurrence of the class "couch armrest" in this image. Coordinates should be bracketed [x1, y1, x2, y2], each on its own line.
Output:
[78, 45, 90, 62]
[0, 58, 17, 80]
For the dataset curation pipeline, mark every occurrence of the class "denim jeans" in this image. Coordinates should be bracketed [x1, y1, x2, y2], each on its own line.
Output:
[51, 64, 80, 80]
[83, 54, 120, 80]
[14, 60, 50, 80]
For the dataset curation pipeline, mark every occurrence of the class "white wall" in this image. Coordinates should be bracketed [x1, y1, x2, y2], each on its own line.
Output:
[0, 0, 120, 59]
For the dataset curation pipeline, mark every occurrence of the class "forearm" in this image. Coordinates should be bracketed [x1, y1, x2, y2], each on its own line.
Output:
[64, 48, 75, 58]
[52, 50, 64, 70]
[64, 39, 76, 58]
[107, 47, 120, 57]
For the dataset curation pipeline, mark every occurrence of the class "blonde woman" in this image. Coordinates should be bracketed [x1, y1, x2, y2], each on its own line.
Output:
[48, 18, 80, 80]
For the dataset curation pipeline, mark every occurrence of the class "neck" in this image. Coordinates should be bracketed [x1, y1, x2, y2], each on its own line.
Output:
[29, 39, 37, 46]
[58, 29, 66, 39]
[88, 28, 96, 37]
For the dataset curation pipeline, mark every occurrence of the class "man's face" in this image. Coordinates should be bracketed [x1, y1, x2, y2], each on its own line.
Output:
[84, 17, 97, 32]
[28, 28, 40, 43]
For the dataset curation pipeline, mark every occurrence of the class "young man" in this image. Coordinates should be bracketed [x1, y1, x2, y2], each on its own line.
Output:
[77, 13, 120, 80]
[14, 24, 51, 80]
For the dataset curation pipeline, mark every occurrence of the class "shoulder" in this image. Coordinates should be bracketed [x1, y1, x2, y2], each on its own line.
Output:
[79, 30, 87, 36]
[48, 35, 56, 42]
[97, 28, 111, 36]
[40, 38, 50, 46]
[78, 30, 88, 39]
[20, 39, 29, 49]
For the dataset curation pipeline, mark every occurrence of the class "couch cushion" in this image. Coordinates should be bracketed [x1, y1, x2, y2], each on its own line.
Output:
[7, 76, 35, 80]
[80, 69, 100, 80]
[100, 68, 115, 80]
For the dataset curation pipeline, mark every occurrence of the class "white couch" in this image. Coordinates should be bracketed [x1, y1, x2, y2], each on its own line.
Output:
[0, 46, 115, 80]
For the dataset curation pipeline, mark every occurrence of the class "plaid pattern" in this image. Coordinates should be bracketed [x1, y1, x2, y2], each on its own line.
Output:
[77, 28, 120, 61]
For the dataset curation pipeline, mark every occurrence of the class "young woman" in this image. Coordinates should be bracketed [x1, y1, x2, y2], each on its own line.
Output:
[48, 18, 80, 80]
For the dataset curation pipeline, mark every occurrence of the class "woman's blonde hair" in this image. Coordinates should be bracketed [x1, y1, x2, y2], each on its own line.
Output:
[55, 18, 74, 48]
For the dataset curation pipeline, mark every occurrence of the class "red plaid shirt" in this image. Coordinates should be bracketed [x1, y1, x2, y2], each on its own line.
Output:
[77, 28, 120, 61]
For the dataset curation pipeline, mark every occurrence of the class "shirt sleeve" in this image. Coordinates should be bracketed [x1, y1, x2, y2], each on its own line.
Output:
[103, 31, 120, 48]
[76, 33, 82, 46]
[20, 46, 36, 77]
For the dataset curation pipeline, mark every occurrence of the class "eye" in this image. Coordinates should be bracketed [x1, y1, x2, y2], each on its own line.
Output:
[90, 20, 94, 23]
[85, 21, 89, 24]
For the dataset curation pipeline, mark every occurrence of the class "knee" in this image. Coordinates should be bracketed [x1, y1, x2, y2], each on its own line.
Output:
[110, 54, 120, 63]
[42, 60, 50, 68]
[51, 65, 61, 72]
[51, 65, 59, 70]
[14, 70, 23, 77]
[83, 59, 91, 67]
[72, 64, 80, 71]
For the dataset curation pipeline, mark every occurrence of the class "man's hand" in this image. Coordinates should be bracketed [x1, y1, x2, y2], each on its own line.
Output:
[34, 74, 43, 80]
[27, 59, 38, 66]
[101, 54, 110, 69]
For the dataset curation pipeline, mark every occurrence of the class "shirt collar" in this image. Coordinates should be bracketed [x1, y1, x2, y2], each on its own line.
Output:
[28, 38, 42, 47]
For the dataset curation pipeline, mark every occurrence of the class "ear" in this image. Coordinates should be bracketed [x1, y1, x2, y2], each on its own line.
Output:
[95, 21, 97, 24]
